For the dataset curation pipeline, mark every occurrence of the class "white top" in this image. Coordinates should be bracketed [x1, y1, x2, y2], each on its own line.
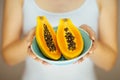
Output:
[22, 0, 99, 80]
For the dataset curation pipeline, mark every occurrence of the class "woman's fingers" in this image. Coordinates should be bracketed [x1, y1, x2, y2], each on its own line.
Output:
[27, 45, 49, 65]
[74, 24, 97, 64]
[91, 41, 97, 51]
[80, 24, 96, 41]
[34, 57, 49, 65]
[74, 57, 84, 64]
[78, 57, 84, 63]
[28, 46, 36, 58]
[26, 28, 36, 45]
[80, 24, 97, 54]
[83, 48, 94, 60]
[34, 57, 42, 62]
[42, 61, 50, 65]
[76, 49, 94, 64]
[26, 28, 38, 60]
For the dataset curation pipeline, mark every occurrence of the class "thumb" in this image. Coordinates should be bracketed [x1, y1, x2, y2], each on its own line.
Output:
[79, 24, 96, 41]
[24, 27, 36, 46]
[27, 28, 36, 40]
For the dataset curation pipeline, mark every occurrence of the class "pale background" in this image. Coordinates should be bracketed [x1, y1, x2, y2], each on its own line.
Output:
[0, 0, 120, 80]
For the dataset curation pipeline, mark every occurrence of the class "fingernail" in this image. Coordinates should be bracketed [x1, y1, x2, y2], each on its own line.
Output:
[89, 51, 93, 54]
[92, 36, 95, 40]
[27, 42, 31, 46]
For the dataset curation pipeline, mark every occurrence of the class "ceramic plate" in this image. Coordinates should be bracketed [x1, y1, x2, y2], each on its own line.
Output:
[31, 27, 92, 65]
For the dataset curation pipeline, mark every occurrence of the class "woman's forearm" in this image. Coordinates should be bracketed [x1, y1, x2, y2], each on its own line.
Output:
[2, 38, 28, 66]
[90, 40, 118, 71]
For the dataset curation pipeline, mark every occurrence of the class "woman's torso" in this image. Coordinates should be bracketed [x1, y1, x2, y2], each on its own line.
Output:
[22, 0, 99, 80]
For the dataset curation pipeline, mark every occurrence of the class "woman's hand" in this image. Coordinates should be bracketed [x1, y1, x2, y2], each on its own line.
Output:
[25, 28, 49, 65]
[76, 24, 97, 63]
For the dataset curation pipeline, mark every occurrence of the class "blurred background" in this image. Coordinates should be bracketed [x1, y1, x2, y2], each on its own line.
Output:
[0, 0, 120, 80]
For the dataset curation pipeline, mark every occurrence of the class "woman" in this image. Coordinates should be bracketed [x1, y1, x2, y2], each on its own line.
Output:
[2, 0, 118, 80]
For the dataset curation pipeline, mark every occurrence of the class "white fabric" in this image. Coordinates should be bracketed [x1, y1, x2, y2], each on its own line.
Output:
[22, 0, 99, 80]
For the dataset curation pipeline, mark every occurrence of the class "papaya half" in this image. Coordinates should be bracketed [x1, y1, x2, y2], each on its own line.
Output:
[57, 18, 84, 59]
[36, 16, 61, 60]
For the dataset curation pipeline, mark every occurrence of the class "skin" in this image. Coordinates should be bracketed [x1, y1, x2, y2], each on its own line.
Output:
[2, 0, 118, 71]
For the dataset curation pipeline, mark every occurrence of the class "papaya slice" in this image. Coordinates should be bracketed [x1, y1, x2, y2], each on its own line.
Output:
[57, 18, 84, 59]
[36, 16, 61, 60]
